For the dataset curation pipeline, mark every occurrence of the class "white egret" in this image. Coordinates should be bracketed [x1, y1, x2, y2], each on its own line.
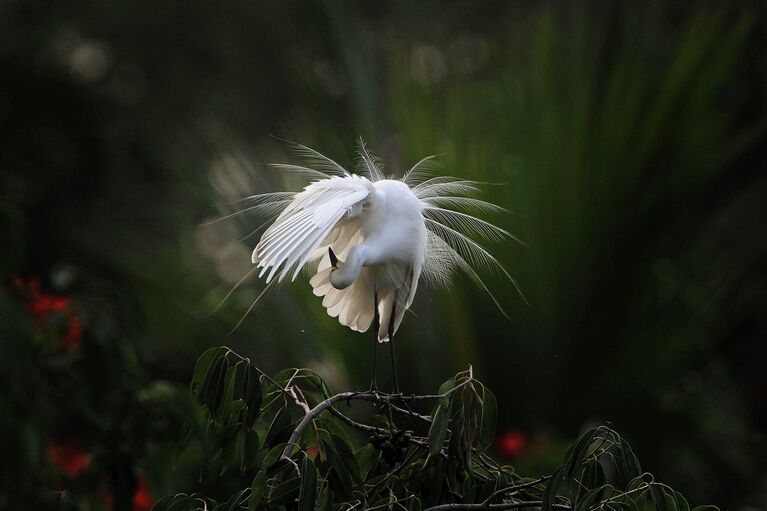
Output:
[243, 139, 521, 390]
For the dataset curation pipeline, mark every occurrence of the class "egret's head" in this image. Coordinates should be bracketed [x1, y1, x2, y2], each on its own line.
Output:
[328, 247, 354, 289]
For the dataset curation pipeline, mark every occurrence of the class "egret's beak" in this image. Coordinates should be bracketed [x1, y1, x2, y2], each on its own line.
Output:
[328, 247, 339, 270]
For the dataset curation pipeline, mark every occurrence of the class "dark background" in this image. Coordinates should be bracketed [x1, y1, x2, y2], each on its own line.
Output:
[1, 1, 766, 509]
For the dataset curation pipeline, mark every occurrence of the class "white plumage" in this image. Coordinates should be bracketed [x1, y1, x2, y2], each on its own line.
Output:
[246, 139, 519, 341]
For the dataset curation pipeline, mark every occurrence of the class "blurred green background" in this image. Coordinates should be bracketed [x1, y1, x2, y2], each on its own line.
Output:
[1, 1, 766, 509]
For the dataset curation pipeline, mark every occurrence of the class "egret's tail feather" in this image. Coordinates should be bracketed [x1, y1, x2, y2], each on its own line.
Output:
[310, 264, 376, 335]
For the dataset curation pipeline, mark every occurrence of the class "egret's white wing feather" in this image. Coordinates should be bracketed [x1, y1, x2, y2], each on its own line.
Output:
[253, 176, 372, 283]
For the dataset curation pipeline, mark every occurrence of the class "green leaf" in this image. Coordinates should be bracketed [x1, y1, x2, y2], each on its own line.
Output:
[304, 372, 332, 397]
[649, 485, 670, 511]
[316, 476, 330, 511]
[437, 377, 456, 408]
[153, 494, 210, 511]
[242, 429, 261, 472]
[191, 347, 225, 396]
[218, 489, 250, 511]
[267, 458, 294, 478]
[244, 363, 263, 427]
[427, 404, 449, 458]
[564, 428, 599, 478]
[478, 386, 497, 451]
[201, 353, 228, 414]
[321, 440, 353, 499]
[627, 473, 651, 491]
[248, 470, 267, 511]
[575, 485, 613, 511]
[542, 467, 565, 511]
[264, 407, 291, 448]
[219, 425, 243, 472]
[215, 363, 239, 424]
[269, 477, 301, 506]
[273, 368, 299, 388]
[356, 443, 380, 480]
[617, 436, 642, 487]
[298, 456, 318, 511]
[262, 443, 288, 470]
[674, 491, 690, 511]
[317, 417, 352, 447]
[329, 433, 362, 484]
[408, 496, 422, 511]
[622, 497, 644, 511]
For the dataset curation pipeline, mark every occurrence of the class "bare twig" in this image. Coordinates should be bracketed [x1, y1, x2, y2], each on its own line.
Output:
[388, 402, 432, 424]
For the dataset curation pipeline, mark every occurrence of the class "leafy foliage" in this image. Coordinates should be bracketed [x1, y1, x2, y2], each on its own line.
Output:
[155, 347, 716, 511]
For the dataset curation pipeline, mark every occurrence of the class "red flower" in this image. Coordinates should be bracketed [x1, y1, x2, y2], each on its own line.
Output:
[47, 440, 91, 477]
[13, 276, 82, 351]
[496, 429, 527, 457]
[28, 294, 71, 316]
[103, 473, 154, 511]
[60, 315, 82, 351]
[132, 475, 153, 511]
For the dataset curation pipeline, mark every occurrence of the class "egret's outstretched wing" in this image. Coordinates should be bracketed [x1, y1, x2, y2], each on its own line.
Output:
[253, 175, 372, 283]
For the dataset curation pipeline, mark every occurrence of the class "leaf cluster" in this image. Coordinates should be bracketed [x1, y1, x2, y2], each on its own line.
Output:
[155, 347, 716, 511]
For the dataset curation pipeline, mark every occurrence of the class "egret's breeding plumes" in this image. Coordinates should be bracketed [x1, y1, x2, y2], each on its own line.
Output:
[244, 139, 520, 389]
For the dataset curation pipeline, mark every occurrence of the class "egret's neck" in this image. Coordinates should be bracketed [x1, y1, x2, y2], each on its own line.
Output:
[329, 245, 368, 289]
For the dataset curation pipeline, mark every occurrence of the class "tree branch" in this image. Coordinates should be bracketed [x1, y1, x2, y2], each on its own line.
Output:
[327, 406, 430, 449]
[280, 370, 474, 463]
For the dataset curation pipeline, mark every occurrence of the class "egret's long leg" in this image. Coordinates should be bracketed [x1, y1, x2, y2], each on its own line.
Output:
[386, 295, 422, 431]
[368, 289, 380, 393]
[388, 298, 400, 395]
